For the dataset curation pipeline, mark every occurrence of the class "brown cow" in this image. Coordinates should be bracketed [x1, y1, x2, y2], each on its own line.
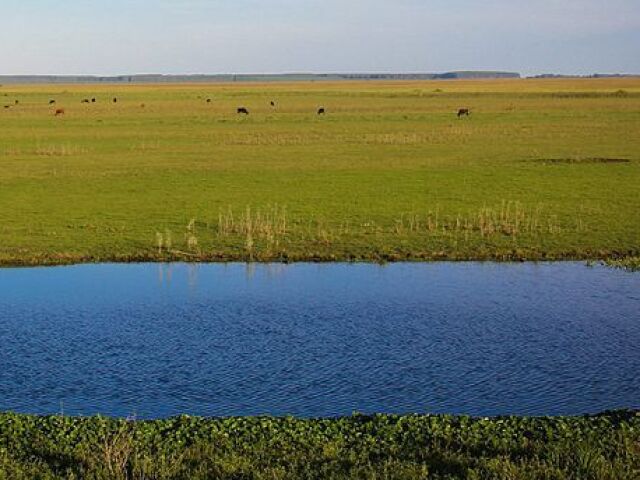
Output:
[457, 108, 470, 117]
[54, 108, 65, 116]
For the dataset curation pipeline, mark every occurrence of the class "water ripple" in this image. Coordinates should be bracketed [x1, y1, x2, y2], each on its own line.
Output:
[0, 262, 638, 418]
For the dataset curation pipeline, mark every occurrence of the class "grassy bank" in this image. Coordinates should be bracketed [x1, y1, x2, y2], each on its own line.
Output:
[0, 411, 637, 479]
[1, 78, 639, 265]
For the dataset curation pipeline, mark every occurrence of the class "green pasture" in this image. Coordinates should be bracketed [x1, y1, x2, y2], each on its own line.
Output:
[0, 79, 639, 264]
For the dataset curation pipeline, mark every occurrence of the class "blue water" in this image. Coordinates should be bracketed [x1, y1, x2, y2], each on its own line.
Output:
[0, 262, 638, 419]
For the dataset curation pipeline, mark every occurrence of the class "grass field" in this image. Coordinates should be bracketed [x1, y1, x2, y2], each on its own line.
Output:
[1, 78, 639, 265]
[0, 410, 638, 479]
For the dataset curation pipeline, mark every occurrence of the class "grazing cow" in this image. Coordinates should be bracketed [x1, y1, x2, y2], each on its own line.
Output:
[91, 98, 96, 103]
[14, 100, 19, 105]
[3, 105, 9, 109]
[270, 101, 275, 107]
[457, 108, 470, 117]
[54, 108, 65, 116]
[81, 99, 90, 103]
[317, 107, 325, 115]
[206, 98, 212, 103]
[237, 107, 249, 115]
[49, 99, 56, 105]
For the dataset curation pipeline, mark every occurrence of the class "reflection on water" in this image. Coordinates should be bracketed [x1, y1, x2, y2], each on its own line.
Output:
[0, 262, 638, 419]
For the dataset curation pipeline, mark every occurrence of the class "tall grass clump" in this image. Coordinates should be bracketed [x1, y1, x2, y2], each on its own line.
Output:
[393, 201, 569, 239]
[218, 204, 287, 255]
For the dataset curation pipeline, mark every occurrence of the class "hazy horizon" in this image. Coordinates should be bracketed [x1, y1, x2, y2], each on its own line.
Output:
[2, 1, 639, 77]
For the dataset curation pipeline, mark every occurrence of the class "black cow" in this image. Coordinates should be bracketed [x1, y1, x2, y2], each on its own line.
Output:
[49, 99, 56, 105]
[457, 108, 470, 117]
[113, 97, 117, 103]
[237, 107, 249, 115]
[14, 100, 19, 105]
[81, 99, 90, 103]
[317, 107, 325, 115]
[270, 101, 276, 107]
[91, 98, 96, 103]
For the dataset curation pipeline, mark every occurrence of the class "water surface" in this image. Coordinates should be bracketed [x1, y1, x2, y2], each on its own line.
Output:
[0, 262, 638, 418]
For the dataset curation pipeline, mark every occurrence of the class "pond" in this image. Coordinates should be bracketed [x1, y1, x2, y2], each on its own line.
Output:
[0, 262, 638, 419]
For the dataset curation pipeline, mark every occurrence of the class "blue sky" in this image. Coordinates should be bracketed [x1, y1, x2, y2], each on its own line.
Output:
[1, 0, 639, 75]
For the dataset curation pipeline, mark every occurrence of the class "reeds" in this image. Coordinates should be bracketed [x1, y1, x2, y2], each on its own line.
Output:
[186, 219, 198, 251]
[151, 201, 580, 258]
[155, 230, 173, 254]
[217, 204, 287, 245]
[392, 201, 567, 239]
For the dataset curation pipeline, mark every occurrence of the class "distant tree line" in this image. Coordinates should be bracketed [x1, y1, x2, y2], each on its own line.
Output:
[0, 71, 521, 84]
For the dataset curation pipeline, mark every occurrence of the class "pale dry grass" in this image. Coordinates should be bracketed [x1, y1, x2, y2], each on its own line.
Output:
[34, 144, 89, 156]
[160, 201, 576, 254]
[393, 201, 573, 239]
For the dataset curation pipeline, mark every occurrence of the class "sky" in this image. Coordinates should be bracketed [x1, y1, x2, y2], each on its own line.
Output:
[1, 0, 639, 76]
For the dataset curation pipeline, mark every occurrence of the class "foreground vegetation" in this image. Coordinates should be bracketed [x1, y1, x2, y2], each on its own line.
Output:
[0, 411, 638, 479]
[605, 256, 640, 272]
[1, 78, 639, 265]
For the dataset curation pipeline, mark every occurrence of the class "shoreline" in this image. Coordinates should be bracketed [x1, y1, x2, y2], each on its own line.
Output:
[2, 408, 637, 421]
[0, 250, 637, 268]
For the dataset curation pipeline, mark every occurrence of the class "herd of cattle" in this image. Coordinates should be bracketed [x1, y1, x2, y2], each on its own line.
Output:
[3, 97, 471, 118]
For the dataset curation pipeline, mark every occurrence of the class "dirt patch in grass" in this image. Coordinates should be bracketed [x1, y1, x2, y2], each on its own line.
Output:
[532, 157, 631, 165]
